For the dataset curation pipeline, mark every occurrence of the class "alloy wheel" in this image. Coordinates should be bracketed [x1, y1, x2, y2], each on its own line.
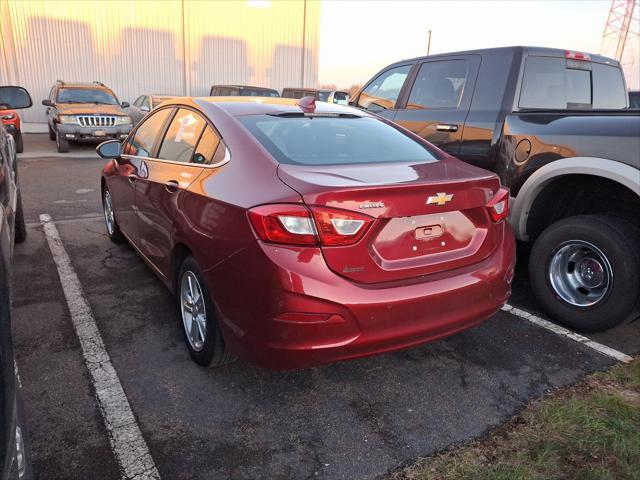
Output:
[180, 271, 207, 351]
[103, 190, 115, 236]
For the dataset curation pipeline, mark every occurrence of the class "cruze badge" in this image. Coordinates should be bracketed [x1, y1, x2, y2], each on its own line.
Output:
[426, 192, 454, 206]
[359, 202, 385, 209]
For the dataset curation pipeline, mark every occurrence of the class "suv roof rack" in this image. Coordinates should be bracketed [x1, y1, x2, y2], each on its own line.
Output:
[93, 81, 106, 87]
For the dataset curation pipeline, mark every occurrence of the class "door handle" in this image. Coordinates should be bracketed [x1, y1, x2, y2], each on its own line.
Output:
[436, 124, 459, 132]
[127, 175, 136, 184]
[165, 180, 179, 193]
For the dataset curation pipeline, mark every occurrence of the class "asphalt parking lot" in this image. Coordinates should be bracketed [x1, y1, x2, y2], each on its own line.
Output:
[11, 135, 640, 480]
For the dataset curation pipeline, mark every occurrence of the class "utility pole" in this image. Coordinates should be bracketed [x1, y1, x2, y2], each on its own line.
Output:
[427, 29, 432, 55]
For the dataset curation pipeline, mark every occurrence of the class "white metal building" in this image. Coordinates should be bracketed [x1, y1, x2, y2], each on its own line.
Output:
[0, 0, 320, 129]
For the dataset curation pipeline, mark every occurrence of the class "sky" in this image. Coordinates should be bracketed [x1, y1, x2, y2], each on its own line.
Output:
[317, 0, 639, 89]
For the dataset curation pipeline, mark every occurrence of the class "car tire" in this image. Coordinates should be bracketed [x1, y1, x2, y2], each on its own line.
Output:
[178, 256, 236, 367]
[56, 130, 69, 153]
[101, 186, 125, 243]
[14, 189, 27, 244]
[48, 124, 56, 141]
[529, 214, 640, 332]
[14, 132, 23, 154]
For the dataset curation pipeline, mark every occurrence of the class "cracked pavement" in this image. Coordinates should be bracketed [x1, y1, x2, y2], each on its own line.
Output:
[10, 153, 640, 479]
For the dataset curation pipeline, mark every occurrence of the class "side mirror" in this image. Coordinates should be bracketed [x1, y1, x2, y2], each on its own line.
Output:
[121, 101, 130, 108]
[0, 86, 32, 110]
[42, 99, 53, 107]
[96, 139, 121, 159]
[140, 105, 150, 112]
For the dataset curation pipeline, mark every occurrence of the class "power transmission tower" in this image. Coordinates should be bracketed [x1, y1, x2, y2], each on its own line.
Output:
[601, 0, 639, 88]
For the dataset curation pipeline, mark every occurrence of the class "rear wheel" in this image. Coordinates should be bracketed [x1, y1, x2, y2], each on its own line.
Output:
[102, 186, 124, 243]
[14, 132, 23, 153]
[178, 256, 235, 367]
[14, 189, 26, 244]
[56, 130, 69, 153]
[529, 215, 640, 331]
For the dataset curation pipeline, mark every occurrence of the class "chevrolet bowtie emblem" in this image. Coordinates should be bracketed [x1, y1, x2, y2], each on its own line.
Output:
[426, 192, 454, 206]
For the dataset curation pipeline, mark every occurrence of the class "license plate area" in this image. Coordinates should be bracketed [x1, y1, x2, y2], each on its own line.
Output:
[415, 224, 443, 240]
[93, 129, 106, 137]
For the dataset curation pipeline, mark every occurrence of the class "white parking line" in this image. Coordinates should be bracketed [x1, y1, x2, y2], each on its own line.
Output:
[502, 304, 633, 363]
[40, 214, 160, 480]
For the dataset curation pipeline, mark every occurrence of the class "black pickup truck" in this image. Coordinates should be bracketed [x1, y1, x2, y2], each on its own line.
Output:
[353, 46, 640, 332]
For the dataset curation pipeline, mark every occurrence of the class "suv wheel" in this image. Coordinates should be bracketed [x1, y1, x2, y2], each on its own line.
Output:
[48, 124, 56, 141]
[529, 214, 640, 332]
[56, 129, 69, 153]
[178, 256, 236, 367]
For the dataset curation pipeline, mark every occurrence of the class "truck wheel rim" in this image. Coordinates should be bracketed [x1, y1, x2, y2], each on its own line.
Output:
[103, 190, 115, 235]
[548, 240, 612, 307]
[180, 271, 207, 352]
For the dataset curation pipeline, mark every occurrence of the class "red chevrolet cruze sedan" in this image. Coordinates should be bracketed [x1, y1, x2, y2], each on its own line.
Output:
[98, 97, 515, 370]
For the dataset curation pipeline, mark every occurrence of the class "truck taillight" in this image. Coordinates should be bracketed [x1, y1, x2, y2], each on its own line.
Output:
[565, 50, 591, 61]
[248, 204, 373, 246]
[486, 187, 509, 223]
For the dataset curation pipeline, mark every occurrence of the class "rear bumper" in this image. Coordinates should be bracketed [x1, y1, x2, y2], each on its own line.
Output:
[211, 223, 516, 370]
[57, 123, 132, 142]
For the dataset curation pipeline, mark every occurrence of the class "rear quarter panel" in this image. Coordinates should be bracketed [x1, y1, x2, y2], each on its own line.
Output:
[498, 112, 640, 195]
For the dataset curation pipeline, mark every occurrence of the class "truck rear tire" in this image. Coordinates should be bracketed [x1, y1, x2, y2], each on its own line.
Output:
[56, 130, 69, 153]
[529, 214, 640, 332]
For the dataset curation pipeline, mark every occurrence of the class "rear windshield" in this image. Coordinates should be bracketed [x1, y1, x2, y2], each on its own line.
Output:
[57, 88, 118, 105]
[239, 114, 439, 166]
[519, 56, 627, 110]
[317, 91, 330, 102]
[240, 89, 280, 97]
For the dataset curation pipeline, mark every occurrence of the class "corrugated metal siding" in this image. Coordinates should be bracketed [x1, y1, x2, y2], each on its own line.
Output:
[0, 0, 319, 124]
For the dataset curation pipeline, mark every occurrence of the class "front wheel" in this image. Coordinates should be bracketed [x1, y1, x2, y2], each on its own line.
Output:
[529, 215, 640, 332]
[14, 132, 23, 154]
[178, 256, 236, 367]
[14, 189, 27, 243]
[56, 130, 69, 153]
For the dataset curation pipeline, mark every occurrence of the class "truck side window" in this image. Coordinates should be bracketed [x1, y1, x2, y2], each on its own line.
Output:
[406, 60, 468, 109]
[357, 65, 411, 112]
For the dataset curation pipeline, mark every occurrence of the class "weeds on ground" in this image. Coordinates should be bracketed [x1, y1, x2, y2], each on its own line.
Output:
[390, 360, 640, 480]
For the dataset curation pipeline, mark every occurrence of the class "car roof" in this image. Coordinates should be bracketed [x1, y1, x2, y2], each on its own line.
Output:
[212, 85, 277, 91]
[187, 96, 367, 117]
[386, 46, 619, 67]
[57, 82, 112, 89]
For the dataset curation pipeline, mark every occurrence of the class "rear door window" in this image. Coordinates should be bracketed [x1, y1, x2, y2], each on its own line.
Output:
[124, 108, 173, 157]
[192, 126, 222, 165]
[357, 64, 411, 112]
[157, 109, 207, 163]
[407, 60, 468, 109]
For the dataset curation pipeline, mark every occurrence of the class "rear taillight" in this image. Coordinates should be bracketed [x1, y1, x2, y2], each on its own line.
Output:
[486, 187, 509, 222]
[248, 204, 373, 246]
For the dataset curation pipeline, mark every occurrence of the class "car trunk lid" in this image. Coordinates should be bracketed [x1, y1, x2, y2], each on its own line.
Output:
[278, 159, 503, 284]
